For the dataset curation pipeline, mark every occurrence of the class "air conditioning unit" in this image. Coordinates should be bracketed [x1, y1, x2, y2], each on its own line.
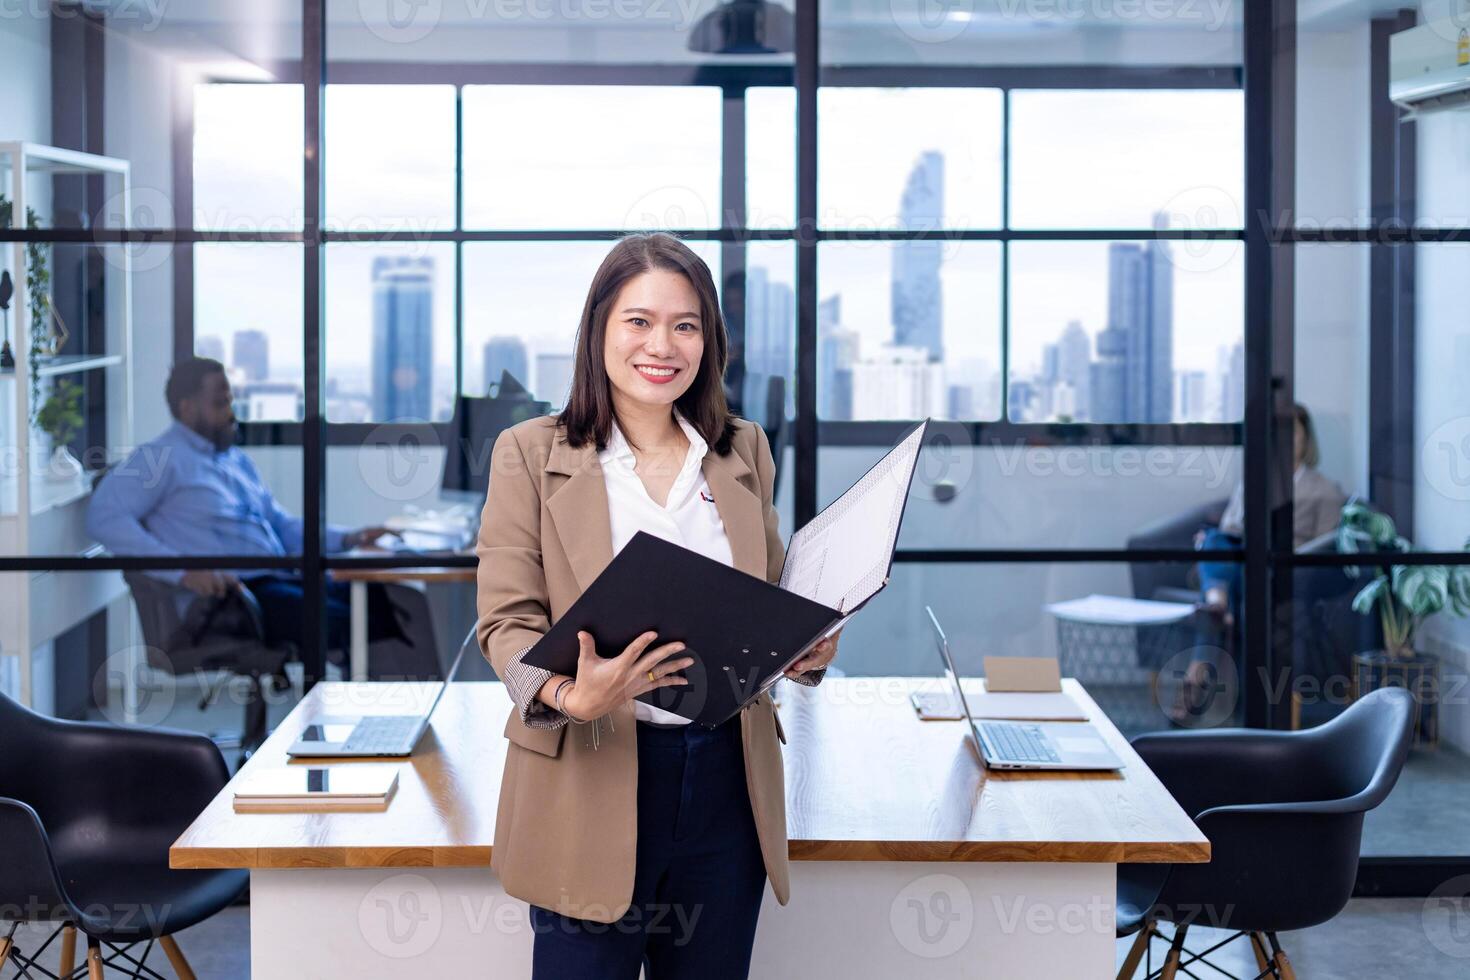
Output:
[1390, 20, 1470, 115]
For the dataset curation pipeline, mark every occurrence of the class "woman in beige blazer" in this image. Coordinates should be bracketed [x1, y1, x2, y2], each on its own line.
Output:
[475, 232, 837, 979]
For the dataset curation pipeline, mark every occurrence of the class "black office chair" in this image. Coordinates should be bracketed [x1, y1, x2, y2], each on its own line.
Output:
[123, 571, 291, 761]
[1115, 686, 1413, 980]
[0, 691, 247, 979]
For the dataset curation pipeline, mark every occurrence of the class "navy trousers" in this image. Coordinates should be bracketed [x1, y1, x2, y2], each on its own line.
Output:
[530, 716, 768, 980]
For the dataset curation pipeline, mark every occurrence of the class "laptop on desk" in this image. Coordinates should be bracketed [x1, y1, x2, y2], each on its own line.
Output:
[924, 606, 1123, 772]
[287, 636, 469, 758]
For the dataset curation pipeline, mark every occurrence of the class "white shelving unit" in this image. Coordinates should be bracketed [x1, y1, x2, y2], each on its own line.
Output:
[1, 142, 134, 709]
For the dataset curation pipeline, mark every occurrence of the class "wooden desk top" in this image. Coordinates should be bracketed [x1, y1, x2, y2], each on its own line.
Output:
[171, 678, 1208, 871]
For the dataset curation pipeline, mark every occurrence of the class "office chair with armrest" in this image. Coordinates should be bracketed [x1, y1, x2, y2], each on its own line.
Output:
[0, 691, 247, 979]
[122, 571, 291, 762]
[1114, 686, 1413, 980]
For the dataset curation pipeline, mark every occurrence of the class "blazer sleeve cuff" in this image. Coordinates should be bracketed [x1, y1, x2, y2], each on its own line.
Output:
[502, 644, 568, 731]
[788, 666, 827, 688]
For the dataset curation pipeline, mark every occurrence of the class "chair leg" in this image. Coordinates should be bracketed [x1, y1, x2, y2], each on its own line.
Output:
[1117, 923, 1152, 980]
[86, 936, 105, 980]
[1267, 932, 1297, 980]
[241, 674, 268, 762]
[0, 934, 11, 966]
[60, 924, 78, 976]
[1249, 932, 1270, 975]
[1159, 923, 1189, 980]
[159, 935, 197, 980]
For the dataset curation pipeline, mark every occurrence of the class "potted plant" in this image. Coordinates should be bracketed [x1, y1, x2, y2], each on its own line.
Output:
[0, 192, 54, 421]
[36, 378, 85, 482]
[1337, 500, 1470, 746]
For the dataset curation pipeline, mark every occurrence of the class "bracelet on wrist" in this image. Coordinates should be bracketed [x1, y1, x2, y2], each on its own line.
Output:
[554, 678, 588, 725]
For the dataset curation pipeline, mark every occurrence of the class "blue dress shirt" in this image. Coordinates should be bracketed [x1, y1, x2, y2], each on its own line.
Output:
[86, 421, 347, 582]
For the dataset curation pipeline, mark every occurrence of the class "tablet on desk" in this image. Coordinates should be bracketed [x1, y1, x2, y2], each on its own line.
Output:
[232, 764, 399, 813]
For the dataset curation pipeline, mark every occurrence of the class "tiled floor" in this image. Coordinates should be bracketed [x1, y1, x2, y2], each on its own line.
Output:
[5, 898, 1469, 977]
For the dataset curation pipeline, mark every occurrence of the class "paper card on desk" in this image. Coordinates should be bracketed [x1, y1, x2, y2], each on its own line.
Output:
[982, 656, 1062, 693]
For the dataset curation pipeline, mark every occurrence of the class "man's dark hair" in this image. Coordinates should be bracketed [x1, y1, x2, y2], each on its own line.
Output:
[165, 357, 227, 418]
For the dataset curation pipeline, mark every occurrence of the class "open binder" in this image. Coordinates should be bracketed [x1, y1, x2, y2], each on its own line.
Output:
[523, 420, 931, 727]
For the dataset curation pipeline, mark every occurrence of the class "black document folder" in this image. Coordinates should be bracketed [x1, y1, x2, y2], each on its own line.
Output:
[522, 419, 930, 727]
[522, 531, 843, 727]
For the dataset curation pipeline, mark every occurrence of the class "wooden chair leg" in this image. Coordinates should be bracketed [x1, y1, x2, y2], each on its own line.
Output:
[0, 935, 12, 965]
[59, 925, 78, 976]
[86, 936, 105, 980]
[1159, 923, 1189, 980]
[1250, 932, 1270, 974]
[1267, 932, 1296, 980]
[159, 935, 197, 980]
[1117, 924, 1152, 980]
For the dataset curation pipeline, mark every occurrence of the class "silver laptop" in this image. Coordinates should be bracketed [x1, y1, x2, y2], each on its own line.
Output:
[287, 629, 470, 758]
[924, 606, 1123, 772]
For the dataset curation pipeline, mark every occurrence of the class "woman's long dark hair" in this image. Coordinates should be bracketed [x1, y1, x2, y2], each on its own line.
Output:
[556, 232, 736, 455]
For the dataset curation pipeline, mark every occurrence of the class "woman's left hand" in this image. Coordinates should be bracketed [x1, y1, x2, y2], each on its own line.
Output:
[784, 630, 840, 680]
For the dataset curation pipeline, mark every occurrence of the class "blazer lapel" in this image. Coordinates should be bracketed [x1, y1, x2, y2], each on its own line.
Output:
[544, 434, 614, 595]
[702, 448, 767, 581]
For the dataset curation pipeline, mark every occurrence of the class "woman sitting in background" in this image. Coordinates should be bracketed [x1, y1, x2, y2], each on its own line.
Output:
[1196, 402, 1347, 625]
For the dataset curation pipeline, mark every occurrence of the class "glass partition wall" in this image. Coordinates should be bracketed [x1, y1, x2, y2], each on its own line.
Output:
[3, 0, 1466, 894]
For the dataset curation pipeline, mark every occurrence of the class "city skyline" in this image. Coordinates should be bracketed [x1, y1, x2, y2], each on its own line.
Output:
[191, 84, 1245, 425]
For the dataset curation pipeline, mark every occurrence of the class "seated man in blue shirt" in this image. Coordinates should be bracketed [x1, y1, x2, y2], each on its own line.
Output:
[87, 357, 398, 660]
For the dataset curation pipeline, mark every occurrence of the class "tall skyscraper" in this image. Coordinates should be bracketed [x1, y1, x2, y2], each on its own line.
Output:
[1106, 213, 1175, 423]
[851, 345, 944, 420]
[536, 352, 575, 410]
[371, 255, 434, 421]
[1058, 320, 1093, 421]
[1090, 324, 1128, 421]
[1220, 340, 1245, 421]
[482, 336, 530, 394]
[1176, 370, 1210, 422]
[742, 265, 795, 426]
[817, 295, 857, 420]
[232, 329, 269, 382]
[891, 151, 944, 361]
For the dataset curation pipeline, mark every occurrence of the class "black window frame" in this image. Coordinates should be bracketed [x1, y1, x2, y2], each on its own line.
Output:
[6, 0, 1470, 898]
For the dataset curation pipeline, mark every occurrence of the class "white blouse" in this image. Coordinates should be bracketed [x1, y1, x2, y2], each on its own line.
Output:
[597, 411, 733, 725]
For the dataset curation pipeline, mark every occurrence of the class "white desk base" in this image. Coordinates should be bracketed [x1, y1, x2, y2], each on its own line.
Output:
[249, 862, 1115, 979]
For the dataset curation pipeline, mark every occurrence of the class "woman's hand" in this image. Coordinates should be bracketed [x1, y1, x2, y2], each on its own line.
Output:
[784, 630, 840, 680]
[562, 630, 693, 720]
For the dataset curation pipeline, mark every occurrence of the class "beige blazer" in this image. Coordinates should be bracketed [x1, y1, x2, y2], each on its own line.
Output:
[475, 414, 808, 923]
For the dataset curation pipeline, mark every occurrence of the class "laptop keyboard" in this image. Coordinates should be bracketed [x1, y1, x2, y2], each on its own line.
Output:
[341, 716, 421, 755]
[981, 723, 1061, 765]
